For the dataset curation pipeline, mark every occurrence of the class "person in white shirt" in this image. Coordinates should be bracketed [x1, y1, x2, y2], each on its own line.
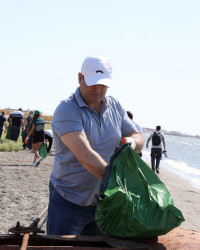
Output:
[146, 125, 166, 173]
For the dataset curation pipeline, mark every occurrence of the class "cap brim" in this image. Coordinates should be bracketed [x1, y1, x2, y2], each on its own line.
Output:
[84, 75, 111, 88]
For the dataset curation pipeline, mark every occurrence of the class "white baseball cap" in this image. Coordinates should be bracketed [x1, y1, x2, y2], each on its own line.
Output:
[81, 55, 112, 87]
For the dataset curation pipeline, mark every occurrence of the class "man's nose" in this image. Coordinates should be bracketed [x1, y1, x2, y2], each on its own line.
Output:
[93, 84, 103, 90]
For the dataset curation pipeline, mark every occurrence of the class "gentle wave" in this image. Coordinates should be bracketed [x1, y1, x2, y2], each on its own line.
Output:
[163, 158, 200, 176]
[181, 142, 194, 147]
[142, 149, 200, 190]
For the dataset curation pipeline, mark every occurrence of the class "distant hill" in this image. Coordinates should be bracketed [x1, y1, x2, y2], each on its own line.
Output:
[142, 127, 200, 139]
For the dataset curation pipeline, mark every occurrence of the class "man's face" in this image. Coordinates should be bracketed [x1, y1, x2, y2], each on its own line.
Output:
[78, 73, 107, 106]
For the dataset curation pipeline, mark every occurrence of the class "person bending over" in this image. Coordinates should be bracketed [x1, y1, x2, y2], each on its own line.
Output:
[47, 55, 144, 236]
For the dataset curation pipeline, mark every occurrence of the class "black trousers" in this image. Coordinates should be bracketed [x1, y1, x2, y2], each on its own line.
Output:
[45, 134, 53, 153]
[150, 148, 162, 172]
[10, 126, 20, 141]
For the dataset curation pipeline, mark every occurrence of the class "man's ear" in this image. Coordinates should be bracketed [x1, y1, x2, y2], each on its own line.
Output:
[78, 72, 83, 85]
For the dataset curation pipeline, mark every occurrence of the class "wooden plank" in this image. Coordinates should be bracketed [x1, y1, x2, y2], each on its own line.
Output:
[0, 235, 151, 249]
[2, 228, 200, 250]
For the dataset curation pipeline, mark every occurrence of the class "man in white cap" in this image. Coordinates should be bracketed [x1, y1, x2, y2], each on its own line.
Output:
[47, 55, 144, 235]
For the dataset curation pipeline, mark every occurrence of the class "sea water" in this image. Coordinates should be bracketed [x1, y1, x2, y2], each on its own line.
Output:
[142, 132, 200, 190]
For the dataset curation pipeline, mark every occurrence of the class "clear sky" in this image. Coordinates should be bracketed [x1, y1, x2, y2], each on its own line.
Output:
[0, 1, 200, 135]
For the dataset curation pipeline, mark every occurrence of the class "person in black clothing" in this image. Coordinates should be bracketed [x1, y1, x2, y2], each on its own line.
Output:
[10, 108, 25, 141]
[0, 111, 7, 140]
[146, 126, 166, 173]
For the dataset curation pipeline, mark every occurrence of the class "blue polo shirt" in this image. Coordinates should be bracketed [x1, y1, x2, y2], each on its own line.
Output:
[51, 87, 136, 206]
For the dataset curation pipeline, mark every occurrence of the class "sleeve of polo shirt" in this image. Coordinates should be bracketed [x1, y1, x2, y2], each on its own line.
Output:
[52, 101, 83, 138]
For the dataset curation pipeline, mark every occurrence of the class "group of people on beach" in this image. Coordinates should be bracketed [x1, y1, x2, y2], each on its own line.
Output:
[1, 54, 167, 236]
[0, 109, 53, 167]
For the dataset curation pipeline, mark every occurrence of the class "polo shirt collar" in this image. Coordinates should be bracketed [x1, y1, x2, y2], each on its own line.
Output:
[74, 87, 109, 109]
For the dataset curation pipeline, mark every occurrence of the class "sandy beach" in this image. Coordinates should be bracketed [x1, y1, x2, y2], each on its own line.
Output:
[0, 149, 200, 234]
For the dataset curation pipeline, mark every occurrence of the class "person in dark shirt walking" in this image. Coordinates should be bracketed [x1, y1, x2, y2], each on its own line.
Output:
[10, 108, 25, 141]
[0, 111, 7, 140]
[27, 110, 45, 167]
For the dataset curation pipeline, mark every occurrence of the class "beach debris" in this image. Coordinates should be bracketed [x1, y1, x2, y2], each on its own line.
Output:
[8, 205, 48, 235]
[8, 205, 48, 250]
[8, 221, 45, 235]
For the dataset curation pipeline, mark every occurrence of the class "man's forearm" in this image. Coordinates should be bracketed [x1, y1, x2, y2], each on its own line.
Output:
[60, 131, 108, 179]
[163, 139, 166, 150]
[78, 149, 108, 179]
[146, 138, 151, 148]
[132, 135, 144, 152]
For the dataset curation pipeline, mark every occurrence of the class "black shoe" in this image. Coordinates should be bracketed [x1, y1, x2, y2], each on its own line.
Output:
[156, 169, 159, 173]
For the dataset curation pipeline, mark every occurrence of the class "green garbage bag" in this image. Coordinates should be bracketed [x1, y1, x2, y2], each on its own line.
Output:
[5, 126, 11, 139]
[39, 142, 47, 159]
[95, 143, 185, 239]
